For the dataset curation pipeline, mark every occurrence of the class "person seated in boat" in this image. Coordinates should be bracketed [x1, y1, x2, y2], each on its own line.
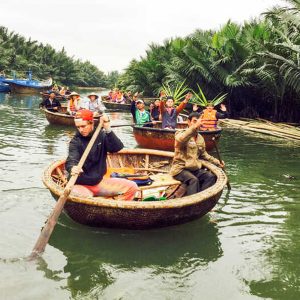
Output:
[106, 90, 113, 100]
[159, 92, 193, 129]
[65, 86, 71, 95]
[124, 91, 132, 103]
[192, 103, 202, 113]
[170, 112, 224, 196]
[83, 92, 103, 116]
[110, 88, 119, 102]
[65, 109, 138, 201]
[39, 91, 61, 112]
[200, 102, 228, 131]
[59, 86, 66, 96]
[130, 98, 152, 127]
[52, 84, 59, 93]
[67, 92, 82, 115]
[150, 99, 160, 121]
[115, 90, 125, 104]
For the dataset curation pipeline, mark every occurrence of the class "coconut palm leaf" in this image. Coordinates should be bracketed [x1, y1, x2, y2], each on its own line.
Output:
[192, 84, 227, 107]
[161, 81, 189, 103]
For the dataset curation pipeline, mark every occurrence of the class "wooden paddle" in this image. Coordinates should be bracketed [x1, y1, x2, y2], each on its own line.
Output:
[29, 118, 104, 260]
[212, 137, 231, 190]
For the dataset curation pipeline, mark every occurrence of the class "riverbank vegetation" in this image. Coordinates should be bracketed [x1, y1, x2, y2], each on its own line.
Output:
[0, 26, 116, 88]
[118, 0, 300, 123]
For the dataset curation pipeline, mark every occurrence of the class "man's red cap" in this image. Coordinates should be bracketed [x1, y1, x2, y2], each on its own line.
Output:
[74, 109, 94, 121]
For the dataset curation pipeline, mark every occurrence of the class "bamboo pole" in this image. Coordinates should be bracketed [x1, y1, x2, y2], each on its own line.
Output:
[212, 138, 231, 190]
[219, 119, 300, 141]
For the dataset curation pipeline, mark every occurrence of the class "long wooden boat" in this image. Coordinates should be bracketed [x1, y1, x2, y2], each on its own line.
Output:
[133, 123, 222, 152]
[0, 82, 10, 93]
[102, 100, 131, 111]
[0, 76, 10, 93]
[42, 148, 227, 229]
[4, 78, 52, 94]
[43, 108, 99, 126]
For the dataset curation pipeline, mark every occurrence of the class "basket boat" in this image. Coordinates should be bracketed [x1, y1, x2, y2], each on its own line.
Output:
[42, 148, 227, 229]
[102, 100, 131, 111]
[133, 123, 222, 152]
[43, 108, 100, 126]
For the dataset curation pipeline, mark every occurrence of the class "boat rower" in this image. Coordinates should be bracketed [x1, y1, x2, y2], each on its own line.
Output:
[65, 109, 138, 200]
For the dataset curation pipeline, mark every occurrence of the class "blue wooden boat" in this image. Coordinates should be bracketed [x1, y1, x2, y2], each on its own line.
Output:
[3, 71, 52, 94]
[0, 76, 10, 93]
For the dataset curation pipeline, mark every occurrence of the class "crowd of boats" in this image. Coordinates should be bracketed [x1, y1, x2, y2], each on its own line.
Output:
[2, 74, 228, 229]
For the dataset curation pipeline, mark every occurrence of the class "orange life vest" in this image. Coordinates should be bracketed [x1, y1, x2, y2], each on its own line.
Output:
[69, 98, 76, 112]
[200, 109, 217, 129]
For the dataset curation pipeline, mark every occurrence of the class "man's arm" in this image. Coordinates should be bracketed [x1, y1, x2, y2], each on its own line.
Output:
[200, 149, 221, 167]
[175, 101, 187, 115]
[159, 99, 166, 114]
[102, 117, 124, 152]
[105, 131, 124, 153]
[175, 126, 198, 144]
[216, 104, 228, 119]
[130, 101, 137, 123]
[216, 111, 228, 119]
[176, 92, 192, 114]
[65, 138, 81, 174]
[39, 99, 46, 108]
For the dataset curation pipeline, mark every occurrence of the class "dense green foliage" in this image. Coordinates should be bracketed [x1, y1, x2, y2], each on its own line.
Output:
[118, 1, 300, 122]
[0, 26, 114, 87]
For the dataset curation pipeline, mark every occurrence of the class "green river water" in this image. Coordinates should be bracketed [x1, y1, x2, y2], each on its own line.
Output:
[0, 91, 299, 300]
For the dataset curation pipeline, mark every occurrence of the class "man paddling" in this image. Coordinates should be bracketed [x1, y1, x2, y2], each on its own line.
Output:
[170, 112, 224, 196]
[65, 109, 138, 200]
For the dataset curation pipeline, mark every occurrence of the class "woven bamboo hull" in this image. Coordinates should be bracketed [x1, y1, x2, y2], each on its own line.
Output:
[133, 125, 222, 152]
[42, 149, 227, 229]
[43, 108, 99, 126]
[9, 82, 51, 94]
[102, 101, 131, 111]
[57, 191, 221, 229]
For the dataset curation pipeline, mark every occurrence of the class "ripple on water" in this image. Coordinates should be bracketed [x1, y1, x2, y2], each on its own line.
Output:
[1, 94, 300, 299]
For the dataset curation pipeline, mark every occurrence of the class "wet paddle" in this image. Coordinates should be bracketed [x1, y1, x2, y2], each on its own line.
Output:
[29, 118, 104, 260]
[212, 137, 231, 190]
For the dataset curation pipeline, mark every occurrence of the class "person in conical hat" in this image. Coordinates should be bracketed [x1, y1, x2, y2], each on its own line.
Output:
[83, 92, 103, 116]
[67, 92, 82, 115]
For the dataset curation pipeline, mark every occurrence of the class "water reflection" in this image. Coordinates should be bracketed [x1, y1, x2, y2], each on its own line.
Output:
[247, 194, 300, 298]
[47, 217, 222, 297]
[1, 92, 300, 299]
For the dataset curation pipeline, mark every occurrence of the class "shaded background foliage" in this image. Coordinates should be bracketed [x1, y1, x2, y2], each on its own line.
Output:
[118, 0, 300, 122]
[0, 26, 118, 88]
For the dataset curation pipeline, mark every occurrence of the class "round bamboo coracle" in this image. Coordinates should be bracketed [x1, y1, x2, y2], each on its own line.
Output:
[42, 148, 227, 229]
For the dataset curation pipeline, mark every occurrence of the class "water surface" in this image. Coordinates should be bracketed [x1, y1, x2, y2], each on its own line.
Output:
[0, 92, 299, 299]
